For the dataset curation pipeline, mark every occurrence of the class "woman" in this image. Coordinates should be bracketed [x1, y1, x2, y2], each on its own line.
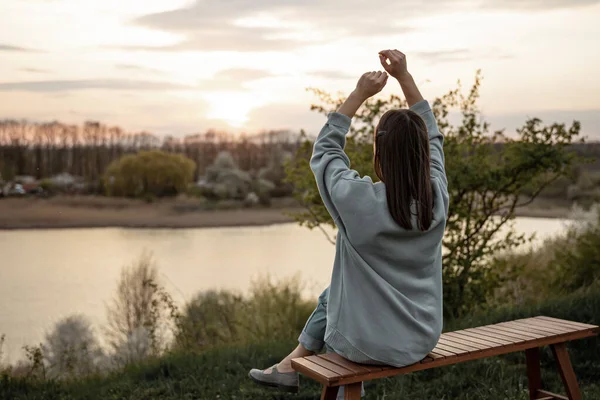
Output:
[249, 49, 449, 395]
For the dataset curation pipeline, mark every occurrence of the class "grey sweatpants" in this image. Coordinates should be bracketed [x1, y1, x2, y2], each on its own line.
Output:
[298, 286, 386, 398]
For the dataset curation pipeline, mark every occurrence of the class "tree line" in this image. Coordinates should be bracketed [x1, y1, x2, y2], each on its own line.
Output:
[0, 120, 303, 182]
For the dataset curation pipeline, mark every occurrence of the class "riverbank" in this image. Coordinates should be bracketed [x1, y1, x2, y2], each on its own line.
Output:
[0, 195, 574, 230]
[0, 196, 302, 230]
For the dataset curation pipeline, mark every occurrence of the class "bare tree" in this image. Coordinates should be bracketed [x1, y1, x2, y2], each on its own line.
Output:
[0, 334, 6, 372]
[105, 252, 172, 365]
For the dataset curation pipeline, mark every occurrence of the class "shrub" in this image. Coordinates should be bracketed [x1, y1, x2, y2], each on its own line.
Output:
[175, 275, 315, 353]
[551, 204, 600, 292]
[490, 203, 600, 306]
[176, 290, 244, 351]
[200, 151, 256, 201]
[42, 315, 105, 379]
[104, 150, 195, 198]
[240, 275, 315, 342]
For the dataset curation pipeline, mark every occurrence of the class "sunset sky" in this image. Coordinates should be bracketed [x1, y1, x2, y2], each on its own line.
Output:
[1, 0, 599, 138]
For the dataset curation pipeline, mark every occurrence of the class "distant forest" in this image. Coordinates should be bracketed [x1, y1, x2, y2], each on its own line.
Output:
[0, 120, 302, 182]
[1, 119, 599, 204]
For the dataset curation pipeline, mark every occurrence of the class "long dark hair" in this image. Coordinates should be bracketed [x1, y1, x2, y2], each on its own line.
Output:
[374, 109, 433, 231]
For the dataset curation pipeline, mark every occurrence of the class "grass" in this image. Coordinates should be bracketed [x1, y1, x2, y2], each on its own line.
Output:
[2, 287, 598, 400]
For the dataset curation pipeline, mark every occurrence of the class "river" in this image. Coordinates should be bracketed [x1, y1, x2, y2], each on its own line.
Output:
[0, 218, 570, 363]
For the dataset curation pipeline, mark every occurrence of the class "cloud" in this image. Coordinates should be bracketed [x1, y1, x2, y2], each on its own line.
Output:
[308, 70, 357, 80]
[115, 64, 163, 74]
[197, 68, 274, 90]
[414, 49, 513, 63]
[0, 79, 192, 92]
[0, 44, 41, 52]
[130, 0, 415, 53]
[119, 33, 295, 52]
[414, 49, 473, 63]
[483, 0, 600, 10]
[129, 0, 599, 54]
[19, 67, 51, 74]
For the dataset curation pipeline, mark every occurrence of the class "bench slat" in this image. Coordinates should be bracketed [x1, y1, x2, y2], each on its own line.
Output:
[536, 316, 596, 330]
[292, 357, 341, 384]
[437, 336, 482, 352]
[474, 325, 532, 342]
[464, 326, 526, 344]
[424, 352, 445, 361]
[529, 318, 586, 332]
[454, 329, 514, 346]
[523, 319, 578, 333]
[444, 331, 506, 348]
[489, 324, 546, 339]
[502, 321, 572, 339]
[510, 320, 573, 336]
[318, 353, 381, 374]
[441, 333, 491, 351]
[503, 321, 564, 336]
[430, 346, 458, 357]
[433, 341, 470, 355]
[305, 355, 356, 376]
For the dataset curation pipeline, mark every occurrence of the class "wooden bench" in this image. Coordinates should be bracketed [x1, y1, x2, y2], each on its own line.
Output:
[291, 316, 599, 400]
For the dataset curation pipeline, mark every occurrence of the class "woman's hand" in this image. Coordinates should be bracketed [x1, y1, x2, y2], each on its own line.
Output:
[337, 71, 387, 118]
[379, 49, 409, 80]
[380, 49, 423, 106]
[353, 71, 388, 100]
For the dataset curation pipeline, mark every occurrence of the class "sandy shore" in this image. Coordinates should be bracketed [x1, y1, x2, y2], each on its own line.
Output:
[0, 196, 573, 230]
[0, 196, 303, 230]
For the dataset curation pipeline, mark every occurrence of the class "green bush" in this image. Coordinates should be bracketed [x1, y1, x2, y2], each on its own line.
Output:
[39, 178, 58, 194]
[176, 290, 244, 351]
[104, 150, 195, 198]
[551, 206, 600, 293]
[175, 276, 315, 353]
[491, 204, 600, 306]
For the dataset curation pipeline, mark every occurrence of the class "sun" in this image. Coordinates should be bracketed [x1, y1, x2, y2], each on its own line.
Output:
[205, 91, 263, 129]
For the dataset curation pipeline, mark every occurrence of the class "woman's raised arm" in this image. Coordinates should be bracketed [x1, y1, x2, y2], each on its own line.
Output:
[380, 49, 447, 186]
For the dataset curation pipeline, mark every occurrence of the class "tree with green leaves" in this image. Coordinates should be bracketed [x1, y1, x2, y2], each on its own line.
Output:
[286, 70, 582, 318]
[104, 150, 195, 198]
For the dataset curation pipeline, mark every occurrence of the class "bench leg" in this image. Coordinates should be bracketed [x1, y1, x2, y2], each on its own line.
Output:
[321, 386, 339, 400]
[551, 343, 582, 400]
[343, 382, 362, 399]
[526, 348, 543, 399]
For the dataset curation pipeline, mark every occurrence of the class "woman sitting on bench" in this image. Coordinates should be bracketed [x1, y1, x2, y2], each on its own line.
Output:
[249, 49, 449, 396]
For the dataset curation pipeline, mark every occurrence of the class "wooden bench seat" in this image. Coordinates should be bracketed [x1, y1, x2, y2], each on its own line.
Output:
[291, 316, 599, 400]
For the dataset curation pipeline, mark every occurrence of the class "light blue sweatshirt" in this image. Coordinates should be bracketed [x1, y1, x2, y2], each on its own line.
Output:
[309, 100, 449, 367]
